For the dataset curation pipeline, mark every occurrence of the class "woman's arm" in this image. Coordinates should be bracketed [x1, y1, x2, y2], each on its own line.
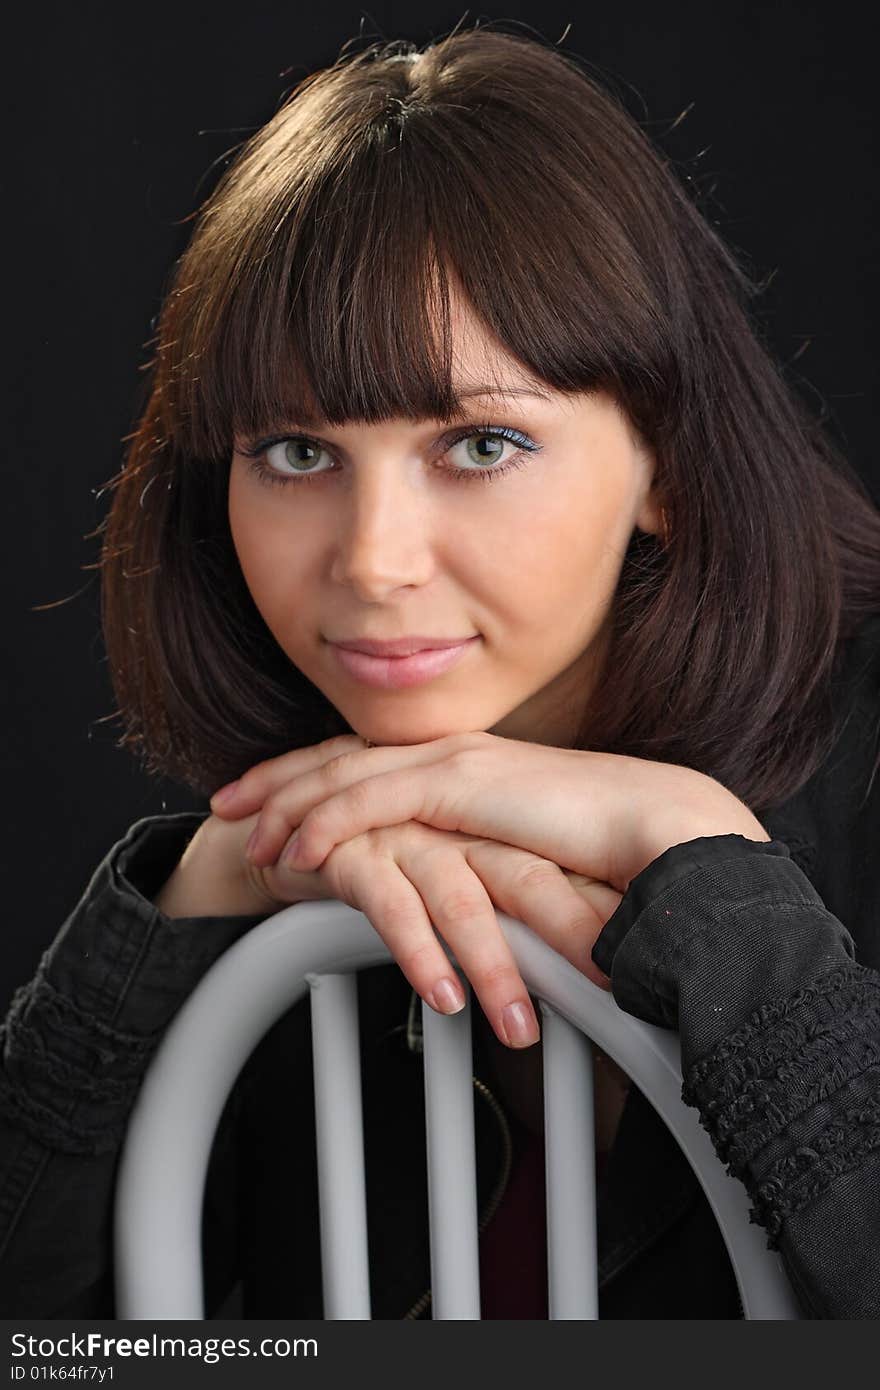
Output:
[591, 833, 880, 1319]
[0, 813, 268, 1317]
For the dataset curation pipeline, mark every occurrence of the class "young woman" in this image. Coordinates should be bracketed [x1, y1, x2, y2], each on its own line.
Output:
[2, 26, 880, 1319]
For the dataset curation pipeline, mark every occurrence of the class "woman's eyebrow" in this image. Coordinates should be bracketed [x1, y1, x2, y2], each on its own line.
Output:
[453, 385, 552, 402]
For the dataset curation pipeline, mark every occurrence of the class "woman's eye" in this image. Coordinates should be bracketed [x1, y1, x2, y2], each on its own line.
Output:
[264, 438, 330, 477]
[446, 432, 518, 472]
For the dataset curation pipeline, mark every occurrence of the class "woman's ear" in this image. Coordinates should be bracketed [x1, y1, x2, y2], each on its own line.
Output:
[634, 487, 668, 542]
[632, 443, 668, 543]
[616, 401, 669, 544]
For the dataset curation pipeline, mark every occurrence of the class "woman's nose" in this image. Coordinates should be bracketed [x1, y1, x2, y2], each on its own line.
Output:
[329, 466, 435, 598]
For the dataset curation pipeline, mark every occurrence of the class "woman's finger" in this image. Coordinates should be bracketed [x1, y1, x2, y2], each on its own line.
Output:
[320, 838, 470, 1019]
[239, 741, 470, 866]
[463, 841, 616, 990]
[256, 757, 478, 872]
[209, 735, 367, 818]
[563, 872, 625, 938]
[210, 733, 465, 823]
[209, 734, 381, 818]
[391, 839, 541, 1048]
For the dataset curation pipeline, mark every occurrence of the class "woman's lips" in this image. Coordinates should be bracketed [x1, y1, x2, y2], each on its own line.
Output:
[330, 636, 480, 689]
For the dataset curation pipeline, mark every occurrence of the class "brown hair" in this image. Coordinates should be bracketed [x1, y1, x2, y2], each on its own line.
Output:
[95, 23, 880, 809]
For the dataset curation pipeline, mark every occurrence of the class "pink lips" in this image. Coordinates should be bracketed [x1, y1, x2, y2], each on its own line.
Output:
[331, 636, 474, 657]
[329, 636, 480, 689]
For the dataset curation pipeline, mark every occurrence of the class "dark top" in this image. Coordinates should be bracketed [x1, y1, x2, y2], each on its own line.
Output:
[2, 614, 880, 1320]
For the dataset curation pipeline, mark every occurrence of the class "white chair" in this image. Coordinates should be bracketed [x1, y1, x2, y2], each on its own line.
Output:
[114, 901, 803, 1319]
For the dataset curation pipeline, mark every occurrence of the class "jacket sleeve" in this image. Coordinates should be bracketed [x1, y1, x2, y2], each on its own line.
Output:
[590, 832, 880, 1320]
[0, 812, 270, 1318]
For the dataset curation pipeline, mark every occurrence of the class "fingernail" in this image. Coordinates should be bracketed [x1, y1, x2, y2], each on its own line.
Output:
[428, 977, 466, 1015]
[280, 832, 300, 866]
[501, 1001, 540, 1048]
[245, 828, 260, 858]
[211, 780, 240, 807]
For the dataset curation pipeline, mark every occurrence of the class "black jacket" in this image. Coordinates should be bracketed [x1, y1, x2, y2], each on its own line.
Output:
[2, 615, 880, 1320]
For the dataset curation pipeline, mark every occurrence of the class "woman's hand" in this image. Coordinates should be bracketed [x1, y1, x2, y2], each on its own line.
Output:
[159, 790, 621, 1049]
[211, 732, 771, 898]
[261, 819, 621, 1048]
[152, 808, 343, 921]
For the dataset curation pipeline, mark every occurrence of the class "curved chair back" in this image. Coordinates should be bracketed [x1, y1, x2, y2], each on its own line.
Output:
[114, 901, 802, 1319]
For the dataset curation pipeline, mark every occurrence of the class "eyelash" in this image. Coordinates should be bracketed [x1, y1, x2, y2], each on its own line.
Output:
[237, 424, 542, 488]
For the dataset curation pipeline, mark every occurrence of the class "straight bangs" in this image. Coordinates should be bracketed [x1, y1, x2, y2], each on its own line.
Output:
[158, 36, 700, 463]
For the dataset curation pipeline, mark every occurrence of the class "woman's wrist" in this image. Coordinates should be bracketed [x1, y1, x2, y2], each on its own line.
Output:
[153, 865, 280, 919]
[153, 816, 284, 920]
[635, 772, 770, 886]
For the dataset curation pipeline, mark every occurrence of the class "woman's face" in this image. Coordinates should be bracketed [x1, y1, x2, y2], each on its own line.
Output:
[228, 294, 663, 748]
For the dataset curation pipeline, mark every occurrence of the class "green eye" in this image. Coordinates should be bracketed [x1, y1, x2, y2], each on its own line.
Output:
[280, 440, 326, 473]
[443, 425, 541, 481]
[451, 433, 508, 468]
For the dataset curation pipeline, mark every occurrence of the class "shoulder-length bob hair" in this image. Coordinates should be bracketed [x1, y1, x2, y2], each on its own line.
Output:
[97, 25, 880, 810]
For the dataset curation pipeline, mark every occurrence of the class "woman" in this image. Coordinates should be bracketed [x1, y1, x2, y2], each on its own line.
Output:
[2, 26, 879, 1319]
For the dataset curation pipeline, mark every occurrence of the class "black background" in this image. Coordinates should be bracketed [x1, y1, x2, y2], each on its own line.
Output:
[3, 1, 878, 1007]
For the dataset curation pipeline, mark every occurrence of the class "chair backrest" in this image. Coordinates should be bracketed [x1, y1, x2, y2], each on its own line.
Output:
[113, 901, 803, 1319]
